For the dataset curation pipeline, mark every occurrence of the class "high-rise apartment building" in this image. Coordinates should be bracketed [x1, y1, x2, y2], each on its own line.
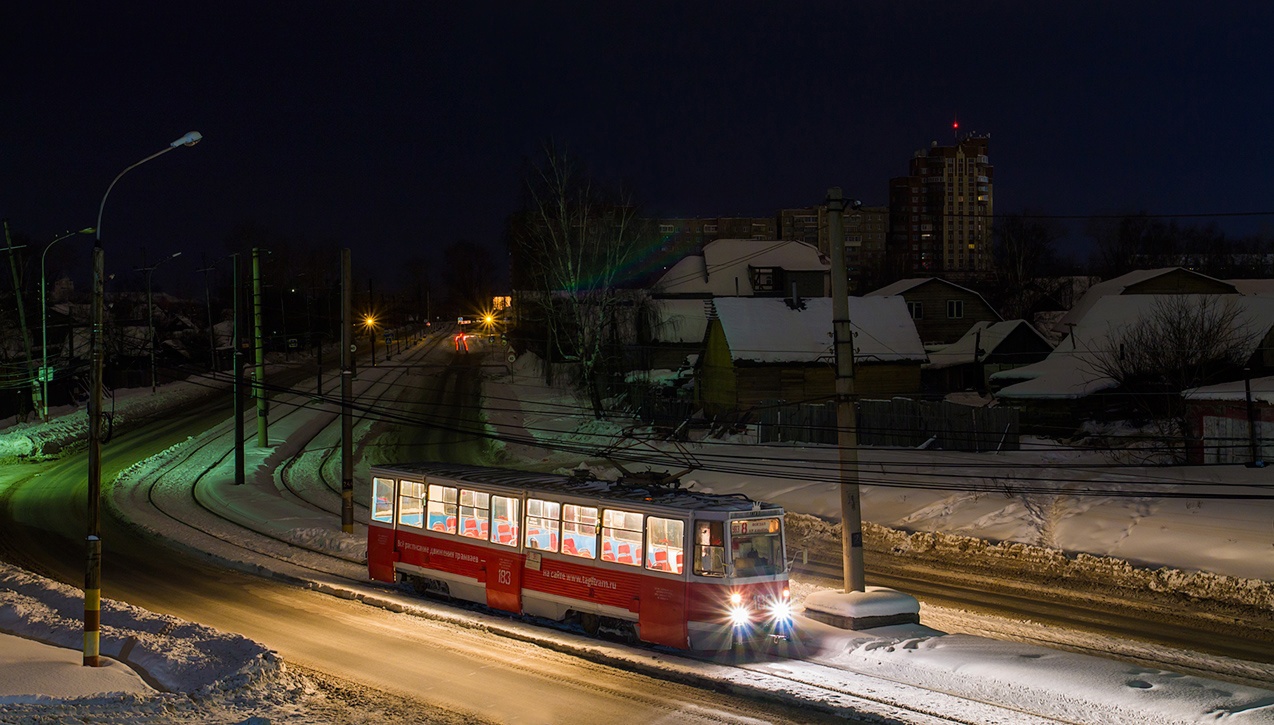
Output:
[779, 205, 888, 293]
[888, 135, 993, 279]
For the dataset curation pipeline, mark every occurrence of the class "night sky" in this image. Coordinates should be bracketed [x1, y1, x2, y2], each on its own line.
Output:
[4, 2, 1273, 294]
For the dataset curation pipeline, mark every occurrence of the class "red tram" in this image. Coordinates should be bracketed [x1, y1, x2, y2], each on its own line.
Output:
[367, 462, 792, 650]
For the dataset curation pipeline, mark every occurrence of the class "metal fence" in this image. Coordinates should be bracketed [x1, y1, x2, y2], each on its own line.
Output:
[755, 397, 1020, 452]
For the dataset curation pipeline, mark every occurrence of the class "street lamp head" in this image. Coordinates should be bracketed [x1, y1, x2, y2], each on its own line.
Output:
[170, 131, 203, 148]
[170, 251, 183, 259]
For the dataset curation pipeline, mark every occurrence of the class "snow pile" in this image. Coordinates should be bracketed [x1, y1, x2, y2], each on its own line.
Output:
[0, 563, 277, 693]
[865, 522, 1274, 612]
[0, 376, 229, 459]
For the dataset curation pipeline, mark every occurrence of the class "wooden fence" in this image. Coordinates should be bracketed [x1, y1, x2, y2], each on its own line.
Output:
[755, 397, 1019, 452]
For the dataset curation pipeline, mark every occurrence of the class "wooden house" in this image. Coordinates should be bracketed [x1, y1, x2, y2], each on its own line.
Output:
[1053, 267, 1240, 338]
[697, 296, 927, 416]
[923, 320, 1054, 394]
[866, 277, 1001, 345]
[641, 238, 830, 370]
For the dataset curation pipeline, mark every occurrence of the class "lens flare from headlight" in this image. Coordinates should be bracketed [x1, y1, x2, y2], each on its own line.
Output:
[729, 605, 751, 627]
[729, 592, 743, 606]
[768, 597, 793, 623]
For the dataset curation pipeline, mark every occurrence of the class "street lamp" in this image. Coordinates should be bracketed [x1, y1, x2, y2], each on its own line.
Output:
[364, 314, 377, 365]
[85, 131, 202, 668]
[137, 251, 182, 393]
[40, 227, 95, 421]
[197, 254, 236, 372]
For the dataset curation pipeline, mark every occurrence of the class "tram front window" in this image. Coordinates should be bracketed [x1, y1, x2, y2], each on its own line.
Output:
[729, 518, 783, 577]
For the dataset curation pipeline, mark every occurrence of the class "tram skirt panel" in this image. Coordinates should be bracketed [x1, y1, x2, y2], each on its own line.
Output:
[638, 578, 689, 648]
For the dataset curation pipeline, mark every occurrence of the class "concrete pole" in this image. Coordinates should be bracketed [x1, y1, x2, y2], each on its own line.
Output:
[83, 243, 105, 667]
[233, 253, 245, 484]
[146, 266, 155, 393]
[2, 221, 38, 417]
[826, 187, 865, 593]
[341, 248, 354, 533]
[253, 248, 268, 447]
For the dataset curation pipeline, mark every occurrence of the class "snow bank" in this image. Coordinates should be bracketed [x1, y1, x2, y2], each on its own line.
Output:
[784, 513, 1274, 614]
[0, 376, 230, 459]
[0, 563, 277, 693]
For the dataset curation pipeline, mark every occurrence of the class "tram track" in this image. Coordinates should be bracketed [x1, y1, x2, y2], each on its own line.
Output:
[793, 550, 1274, 688]
[128, 338, 444, 578]
[278, 332, 449, 511]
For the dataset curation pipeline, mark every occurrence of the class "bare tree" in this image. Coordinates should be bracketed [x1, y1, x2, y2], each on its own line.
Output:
[1089, 295, 1260, 459]
[990, 212, 1062, 319]
[510, 142, 647, 418]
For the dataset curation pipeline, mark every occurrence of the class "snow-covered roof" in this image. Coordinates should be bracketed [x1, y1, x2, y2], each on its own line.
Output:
[655, 254, 708, 294]
[925, 320, 1051, 370]
[1228, 279, 1274, 296]
[995, 294, 1274, 400]
[1183, 375, 1274, 405]
[712, 296, 927, 364]
[867, 277, 974, 298]
[1056, 268, 1238, 333]
[865, 277, 999, 319]
[657, 239, 827, 296]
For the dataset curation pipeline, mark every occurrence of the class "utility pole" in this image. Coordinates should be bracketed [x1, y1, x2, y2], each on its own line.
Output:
[368, 277, 376, 366]
[2, 221, 37, 416]
[233, 253, 245, 484]
[85, 243, 105, 666]
[1244, 369, 1265, 468]
[253, 247, 268, 447]
[341, 249, 354, 533]
[197, 258, 218, 372]
[826, 188, 865, 593]
[137, 250, 181, 394]
[83, 130, 203, 667]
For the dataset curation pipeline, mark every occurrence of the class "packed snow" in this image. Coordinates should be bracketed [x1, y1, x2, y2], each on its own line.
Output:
[1, 340, 1272, 723]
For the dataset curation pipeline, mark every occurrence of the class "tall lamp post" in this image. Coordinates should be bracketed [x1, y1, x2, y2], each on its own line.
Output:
[85, 131, 201, 668]
[40, 227, 95, 421]
[137, 250, 182, 393]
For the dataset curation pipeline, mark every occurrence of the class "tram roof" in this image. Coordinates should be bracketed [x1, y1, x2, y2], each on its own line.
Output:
[373, 462, 780, 515]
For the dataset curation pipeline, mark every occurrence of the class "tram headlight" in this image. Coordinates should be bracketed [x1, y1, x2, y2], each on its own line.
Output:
[727, 592, 750, 627]
[767, 597, 793, 624]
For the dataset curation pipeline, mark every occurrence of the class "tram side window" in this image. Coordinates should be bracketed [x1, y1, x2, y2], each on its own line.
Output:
[372, 477, 395, 523]
[398, 480, 426, 528]
[426, 484, 458, 534]
[693, 520, 726, 577]
[459, 489, 490, 540]
[490, 495, 520, 547]
[525, 498, 561, 552]
[645, 517, 685, 574]
[561, 503, 598, 559]
[601, 509, 643, 567]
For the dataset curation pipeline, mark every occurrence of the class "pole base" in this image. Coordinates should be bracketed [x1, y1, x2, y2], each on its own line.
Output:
[802, 586, 920, 631]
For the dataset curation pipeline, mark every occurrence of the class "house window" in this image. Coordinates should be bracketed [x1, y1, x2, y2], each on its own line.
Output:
[908, 301, 923, 320]
[749, 266, 778, 291]
[704, 224, 718, 234]
[947, 300, 964, 319]
[658, 224, 674, 234]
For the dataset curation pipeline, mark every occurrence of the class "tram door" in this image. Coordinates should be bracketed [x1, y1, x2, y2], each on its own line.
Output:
[484, 495, 524, 612]
[485, 551, 522, 612]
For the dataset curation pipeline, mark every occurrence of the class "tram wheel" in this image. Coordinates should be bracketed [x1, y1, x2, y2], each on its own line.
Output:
[579, 613, 601, 636]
